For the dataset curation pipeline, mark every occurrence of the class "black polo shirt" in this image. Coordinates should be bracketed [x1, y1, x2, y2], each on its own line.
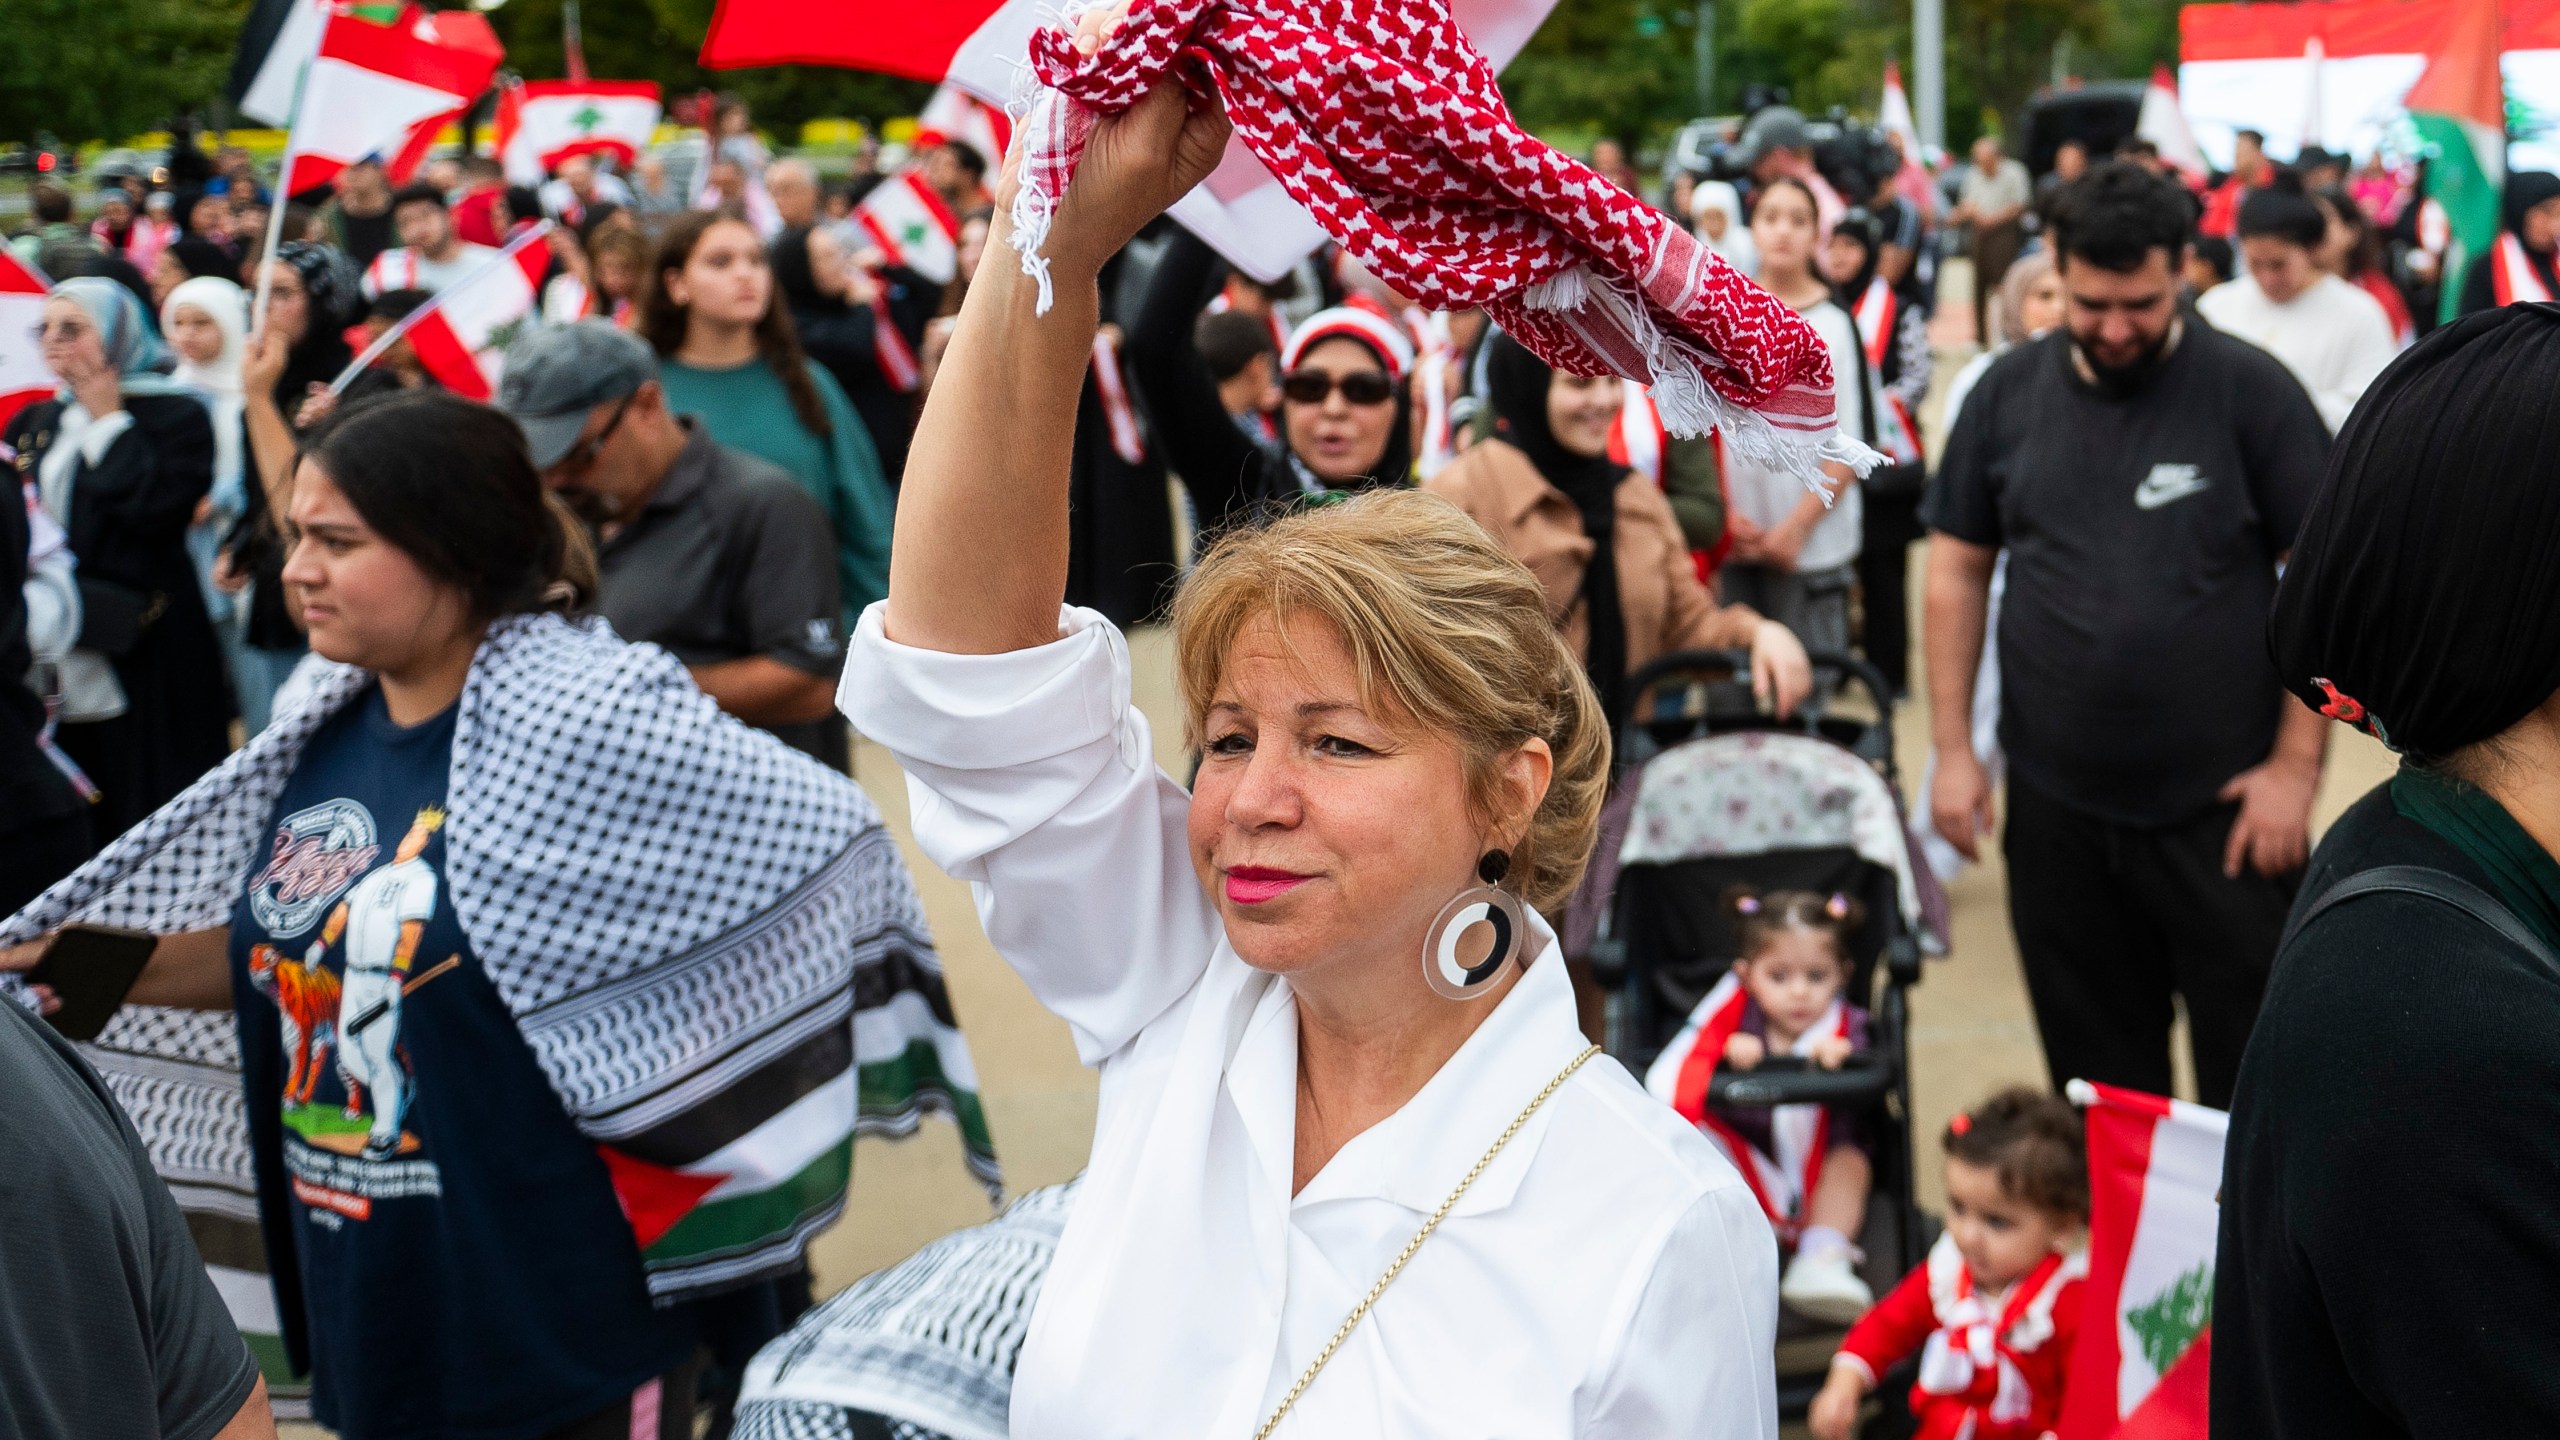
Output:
[591, 419, 847, 764]
[1924, 324, 2329, 827]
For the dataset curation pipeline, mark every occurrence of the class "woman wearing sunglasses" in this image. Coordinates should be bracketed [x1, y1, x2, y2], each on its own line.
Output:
[1127, 229, 1413, 528]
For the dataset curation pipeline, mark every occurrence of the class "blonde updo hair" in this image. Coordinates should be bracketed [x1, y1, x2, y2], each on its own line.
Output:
[1171, 490, 1612, 912]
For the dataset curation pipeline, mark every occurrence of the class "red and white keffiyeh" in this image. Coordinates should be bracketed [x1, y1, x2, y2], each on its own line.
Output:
[1007, 0, 1883, 489]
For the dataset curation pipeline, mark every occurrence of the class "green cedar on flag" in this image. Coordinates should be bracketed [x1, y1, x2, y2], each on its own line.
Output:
[2058, 1081, 2228, 1440]
[2407, 0, 2508, 321]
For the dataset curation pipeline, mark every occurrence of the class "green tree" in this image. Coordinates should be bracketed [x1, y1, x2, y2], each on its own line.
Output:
[486, 0, 929, 138]
[1503, 0, 1696, 144]
[0, 0, 250, 144]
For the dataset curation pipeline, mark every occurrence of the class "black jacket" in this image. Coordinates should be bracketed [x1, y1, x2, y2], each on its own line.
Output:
[2214, 779, 2560, 1436]
[5, 392, 232, 830]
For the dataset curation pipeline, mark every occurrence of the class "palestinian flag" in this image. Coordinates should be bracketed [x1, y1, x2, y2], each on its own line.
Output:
[279, 4, 504, 198]
[2058, 1081, 2225, 1440]
[0, 251, 53, 428]
[2406, 0, 2508, 323]
[595, 948, 994, 1278]
[496, 79, 664, 187]
[856, 172, 963, 285]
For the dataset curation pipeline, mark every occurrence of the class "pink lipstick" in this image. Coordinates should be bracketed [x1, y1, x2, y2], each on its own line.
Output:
[1224, 867, 1313, 905]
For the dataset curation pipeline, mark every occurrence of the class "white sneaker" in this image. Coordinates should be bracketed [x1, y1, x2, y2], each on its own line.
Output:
[1780, 1244, 1874, 1325]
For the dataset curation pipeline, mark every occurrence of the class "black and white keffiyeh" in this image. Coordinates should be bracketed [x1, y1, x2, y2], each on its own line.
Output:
[4, 613, 999, 1302]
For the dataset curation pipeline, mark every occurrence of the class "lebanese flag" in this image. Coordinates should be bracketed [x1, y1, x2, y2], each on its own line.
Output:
[916, 82, 1013, 168]
[0, 252, 53, 429]
[497, 79, 663, 186]
[699, 0, 1562, 283]
[857, 172, 963, 285]
[280, 4, 504, 198]
[2057, 1081, 2225, 1440]
[365, 226, 552, 402]
[2137, 65, 2210, 184]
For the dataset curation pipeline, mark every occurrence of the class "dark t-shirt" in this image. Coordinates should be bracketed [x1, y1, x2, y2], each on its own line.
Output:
[2214, 782, 2560, 1435]
[591, 421, 846, 764]
[0, 994, 259, 1440]
[229, 687, 695, 1439]
[1924, 325, 2329, 826]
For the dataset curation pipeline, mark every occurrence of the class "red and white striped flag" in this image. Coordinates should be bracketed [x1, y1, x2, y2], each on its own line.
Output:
[856, 172, 963, 285]
[699, 0, 1561, 283]
[280, 4, 503, 198]
[916, 82, 1012, 169]
[2058, 1081, 2223, 1440]
[335, 225, 552, 402]
[0, 252, 54, 429]
[496, 79, 663, 186]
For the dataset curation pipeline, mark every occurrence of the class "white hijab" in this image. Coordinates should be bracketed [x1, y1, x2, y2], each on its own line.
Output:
[160, 276, 248, 507]
[1691, 179, 1758, 276]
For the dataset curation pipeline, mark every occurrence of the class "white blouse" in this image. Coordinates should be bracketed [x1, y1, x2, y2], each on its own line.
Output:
[842, 604, 1778, 1440]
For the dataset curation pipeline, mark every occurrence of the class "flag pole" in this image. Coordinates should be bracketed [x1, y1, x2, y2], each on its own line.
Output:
[248, 153, 297, 337]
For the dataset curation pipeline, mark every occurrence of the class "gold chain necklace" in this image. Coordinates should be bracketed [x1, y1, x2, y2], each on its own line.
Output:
[1250, 1043, 1603, 1440]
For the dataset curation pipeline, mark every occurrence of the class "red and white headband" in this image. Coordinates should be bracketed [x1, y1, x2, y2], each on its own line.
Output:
[1281, 307, 1416, 382]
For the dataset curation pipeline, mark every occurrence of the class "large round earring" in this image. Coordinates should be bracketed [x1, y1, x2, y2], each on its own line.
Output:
[1422, 850, 1529, 1001]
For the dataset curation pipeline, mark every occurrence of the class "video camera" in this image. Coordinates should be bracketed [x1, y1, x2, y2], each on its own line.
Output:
[1673, 88, 1898, 204]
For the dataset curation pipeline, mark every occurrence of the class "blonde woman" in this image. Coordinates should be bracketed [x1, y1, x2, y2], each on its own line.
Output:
[842, 80, 1776, 1439]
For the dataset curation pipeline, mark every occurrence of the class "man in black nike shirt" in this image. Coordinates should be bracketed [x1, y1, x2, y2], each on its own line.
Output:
[1921, 161, 2334, 1107]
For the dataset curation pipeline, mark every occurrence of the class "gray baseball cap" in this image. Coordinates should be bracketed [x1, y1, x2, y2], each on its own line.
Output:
[1736, 106, 1812, 168]
[496, 321, 659, 469]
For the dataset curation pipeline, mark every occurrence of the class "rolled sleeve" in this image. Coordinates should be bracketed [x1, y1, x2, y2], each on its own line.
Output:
[841, 604, 1224, 1062]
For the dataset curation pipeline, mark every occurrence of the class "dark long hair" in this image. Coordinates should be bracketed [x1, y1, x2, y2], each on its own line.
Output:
[298, 390, 596, 620]
[635, 210, 832, 439]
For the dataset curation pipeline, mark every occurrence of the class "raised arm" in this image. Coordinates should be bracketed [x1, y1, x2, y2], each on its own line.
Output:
[884, 82, 1231, 656]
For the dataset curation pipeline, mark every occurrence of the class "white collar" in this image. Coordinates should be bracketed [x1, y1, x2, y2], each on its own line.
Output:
[1222, 911, 1590, 1219]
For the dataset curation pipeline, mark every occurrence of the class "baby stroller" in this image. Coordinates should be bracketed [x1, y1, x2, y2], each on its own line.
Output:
[1586, 648, 1937, 1429]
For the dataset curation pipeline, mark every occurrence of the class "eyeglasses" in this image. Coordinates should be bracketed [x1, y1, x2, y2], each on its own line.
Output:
[1281, 368, 1396, 407]
[551, 393, 637, 475]
[30, 319, 91, 343]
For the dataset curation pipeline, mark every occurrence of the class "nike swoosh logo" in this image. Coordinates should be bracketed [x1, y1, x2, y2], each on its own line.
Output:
[2134, 473, 2210, 510]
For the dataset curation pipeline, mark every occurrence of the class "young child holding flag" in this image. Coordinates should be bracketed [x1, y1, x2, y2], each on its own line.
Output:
[1809, 1088, 2089, 1440]
[1644, 889, 1876, 1322]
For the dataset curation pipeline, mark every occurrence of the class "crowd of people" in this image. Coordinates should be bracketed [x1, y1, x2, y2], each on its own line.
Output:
[7, 47, 2560, 1440]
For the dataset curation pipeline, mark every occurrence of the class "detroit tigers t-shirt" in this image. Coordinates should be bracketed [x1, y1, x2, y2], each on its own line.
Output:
[1924, 324, 2329, 827]
[228, 684, 695, 1439]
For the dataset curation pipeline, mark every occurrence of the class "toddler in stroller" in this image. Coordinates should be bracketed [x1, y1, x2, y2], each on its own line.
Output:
[1645, 888, 1876, 1323]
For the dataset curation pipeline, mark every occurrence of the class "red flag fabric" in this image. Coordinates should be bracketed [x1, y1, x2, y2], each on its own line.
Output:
[0, 252, 54, 428]
[282, 4, 502, 197]
[2058, 1081, 2223, 1440]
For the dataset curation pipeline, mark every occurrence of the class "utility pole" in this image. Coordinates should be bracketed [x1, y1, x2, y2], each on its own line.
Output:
[1695, 0, 1718, 116]
[1913, 0, 1945, 149]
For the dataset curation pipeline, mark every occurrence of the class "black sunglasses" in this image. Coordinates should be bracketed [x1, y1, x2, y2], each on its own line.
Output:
[1281, 368, 1395, 407]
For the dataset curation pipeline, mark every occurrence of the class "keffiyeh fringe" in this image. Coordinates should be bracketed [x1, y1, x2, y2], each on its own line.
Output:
[1004, 0, 1884, 493]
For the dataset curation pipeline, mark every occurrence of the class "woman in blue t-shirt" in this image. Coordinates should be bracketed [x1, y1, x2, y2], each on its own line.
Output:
[2, 390, 996, 1440]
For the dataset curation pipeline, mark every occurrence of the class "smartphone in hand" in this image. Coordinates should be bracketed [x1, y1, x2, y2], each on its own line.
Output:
[26, 925, 158, 1042]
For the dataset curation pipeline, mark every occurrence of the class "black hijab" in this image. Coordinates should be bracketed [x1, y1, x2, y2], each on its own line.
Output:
[770, 226, 842, 316]
[2269, 302, 2560, 762]
[1485, 330, 1632, 729]
[166, 236, 237, 283]
[269, 241, 359, 410]
[2504, 170, 2560, 242]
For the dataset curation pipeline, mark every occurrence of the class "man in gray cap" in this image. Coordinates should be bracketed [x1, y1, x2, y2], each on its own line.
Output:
[1738, 106, 1843, 242]
[499, 321, 850, 767]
